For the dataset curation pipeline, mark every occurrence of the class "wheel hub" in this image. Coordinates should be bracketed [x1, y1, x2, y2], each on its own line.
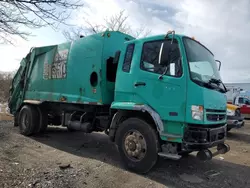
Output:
[124, 130, 147, 161]
[128, 141, 136, 151]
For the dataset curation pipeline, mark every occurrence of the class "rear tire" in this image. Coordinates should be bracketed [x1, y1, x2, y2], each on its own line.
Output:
[18, 105, 39, 136]
[14, 112, 19, 127]
[37, 107, 48, 133]
[115, 117, 160, 174]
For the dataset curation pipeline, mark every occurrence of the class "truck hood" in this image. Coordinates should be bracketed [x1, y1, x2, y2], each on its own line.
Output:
[227, 103, 239, 111]
[186, 82, 227, 125]
[203, 88, 226, 111]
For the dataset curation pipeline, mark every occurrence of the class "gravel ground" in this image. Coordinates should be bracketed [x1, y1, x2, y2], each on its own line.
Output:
[0, 120, 250, 188]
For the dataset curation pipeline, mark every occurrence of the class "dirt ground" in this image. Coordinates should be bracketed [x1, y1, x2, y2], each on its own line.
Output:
[0, 120, 250, 188]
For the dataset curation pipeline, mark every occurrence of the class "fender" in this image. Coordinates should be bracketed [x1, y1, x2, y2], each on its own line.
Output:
[111, 102, 163, 132]
[110, 102, 183, 141]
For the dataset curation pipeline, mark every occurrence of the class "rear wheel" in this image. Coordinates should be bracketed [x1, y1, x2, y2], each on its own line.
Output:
[18, 105, 39, 136]
[115, 117, 160, 174]
[37, 107, 48, 133]
[14, 112, 19, 127]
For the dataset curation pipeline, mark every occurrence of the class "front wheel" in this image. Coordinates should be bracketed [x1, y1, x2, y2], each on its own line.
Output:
[235, 109, 241, 117]
[115, 117, 160, 174]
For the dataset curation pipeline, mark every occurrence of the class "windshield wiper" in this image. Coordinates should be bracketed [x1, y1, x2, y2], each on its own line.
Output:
[208, 78, 221, 85]
[192, 79, 214, 89]
[193, 79, 227, 93]
[208, 78, 227, 93]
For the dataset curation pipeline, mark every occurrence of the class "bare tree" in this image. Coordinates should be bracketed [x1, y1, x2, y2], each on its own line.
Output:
[0, 0, 83, 44]
[0, 71, 15, 102]
[63, 10, 152, 41]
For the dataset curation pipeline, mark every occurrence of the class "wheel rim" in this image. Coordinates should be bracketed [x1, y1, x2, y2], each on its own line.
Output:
[20, 111, 29, 131]
[123, 130, 147, 161]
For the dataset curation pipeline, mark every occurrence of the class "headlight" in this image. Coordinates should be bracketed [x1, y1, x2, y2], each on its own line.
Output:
[227, 109, 235, 116]
[191, 105, 203, 120]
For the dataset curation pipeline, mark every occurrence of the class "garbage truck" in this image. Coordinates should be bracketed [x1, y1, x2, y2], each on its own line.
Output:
[8, 30, 230, 173]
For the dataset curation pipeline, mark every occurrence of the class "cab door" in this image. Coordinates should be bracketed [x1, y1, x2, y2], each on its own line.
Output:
[133, 38, 187, 122]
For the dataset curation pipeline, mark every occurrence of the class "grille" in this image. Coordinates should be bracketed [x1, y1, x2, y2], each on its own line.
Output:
[206, 109, 226, 113]
[206, 114, 225, 121]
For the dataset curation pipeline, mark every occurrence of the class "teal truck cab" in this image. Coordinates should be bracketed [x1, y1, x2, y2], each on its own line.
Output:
[8, 30, 229, 173]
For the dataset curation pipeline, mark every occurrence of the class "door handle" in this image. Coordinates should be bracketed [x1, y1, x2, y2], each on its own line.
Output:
[134, 82, 146, 87]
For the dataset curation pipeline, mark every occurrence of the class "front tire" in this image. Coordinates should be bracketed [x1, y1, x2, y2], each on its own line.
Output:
[18, 105, 39, 136]
[235, 109, 241, 117]
[115, 117, 160, 174]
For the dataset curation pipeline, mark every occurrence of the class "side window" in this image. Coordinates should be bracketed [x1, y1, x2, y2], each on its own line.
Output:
[122, 43, 135, 72]
[238, 97, 244, 104]
[243, 98, 250, 104]
[140, 40, 182, 77]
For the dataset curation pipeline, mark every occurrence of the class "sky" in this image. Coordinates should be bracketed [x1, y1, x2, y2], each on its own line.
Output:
[0, 0, 250, 83]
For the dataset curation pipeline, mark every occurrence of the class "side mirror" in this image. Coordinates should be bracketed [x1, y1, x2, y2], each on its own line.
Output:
[245, 100, 249, 105]
[215, 60, 221, 71]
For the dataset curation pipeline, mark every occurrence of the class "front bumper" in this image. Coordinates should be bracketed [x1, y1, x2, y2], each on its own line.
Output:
[183, 124, 226, 150]
[227, 115, 245, 129]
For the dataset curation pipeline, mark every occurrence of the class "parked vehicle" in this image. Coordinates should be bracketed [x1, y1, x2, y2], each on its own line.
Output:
[232, 95, 250, 119]
[225, 86, 250, 119]
[225, 86, 242, 104]
[226, 103, 244, 132]
[8, 30, 230, 173]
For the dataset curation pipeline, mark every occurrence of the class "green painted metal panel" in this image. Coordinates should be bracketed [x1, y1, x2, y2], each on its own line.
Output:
[114, 35, 187, 137]
[19, 31, 134, 106]
[101, 31, 135, 104]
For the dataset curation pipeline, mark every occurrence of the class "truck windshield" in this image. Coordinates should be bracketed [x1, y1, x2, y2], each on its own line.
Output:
[183, 37, 226, 93]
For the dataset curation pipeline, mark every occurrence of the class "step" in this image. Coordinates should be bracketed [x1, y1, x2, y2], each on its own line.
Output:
[158, 152, 182, 160]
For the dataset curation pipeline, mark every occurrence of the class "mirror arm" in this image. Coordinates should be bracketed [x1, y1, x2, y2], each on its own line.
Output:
[165, 30, 175, 44]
